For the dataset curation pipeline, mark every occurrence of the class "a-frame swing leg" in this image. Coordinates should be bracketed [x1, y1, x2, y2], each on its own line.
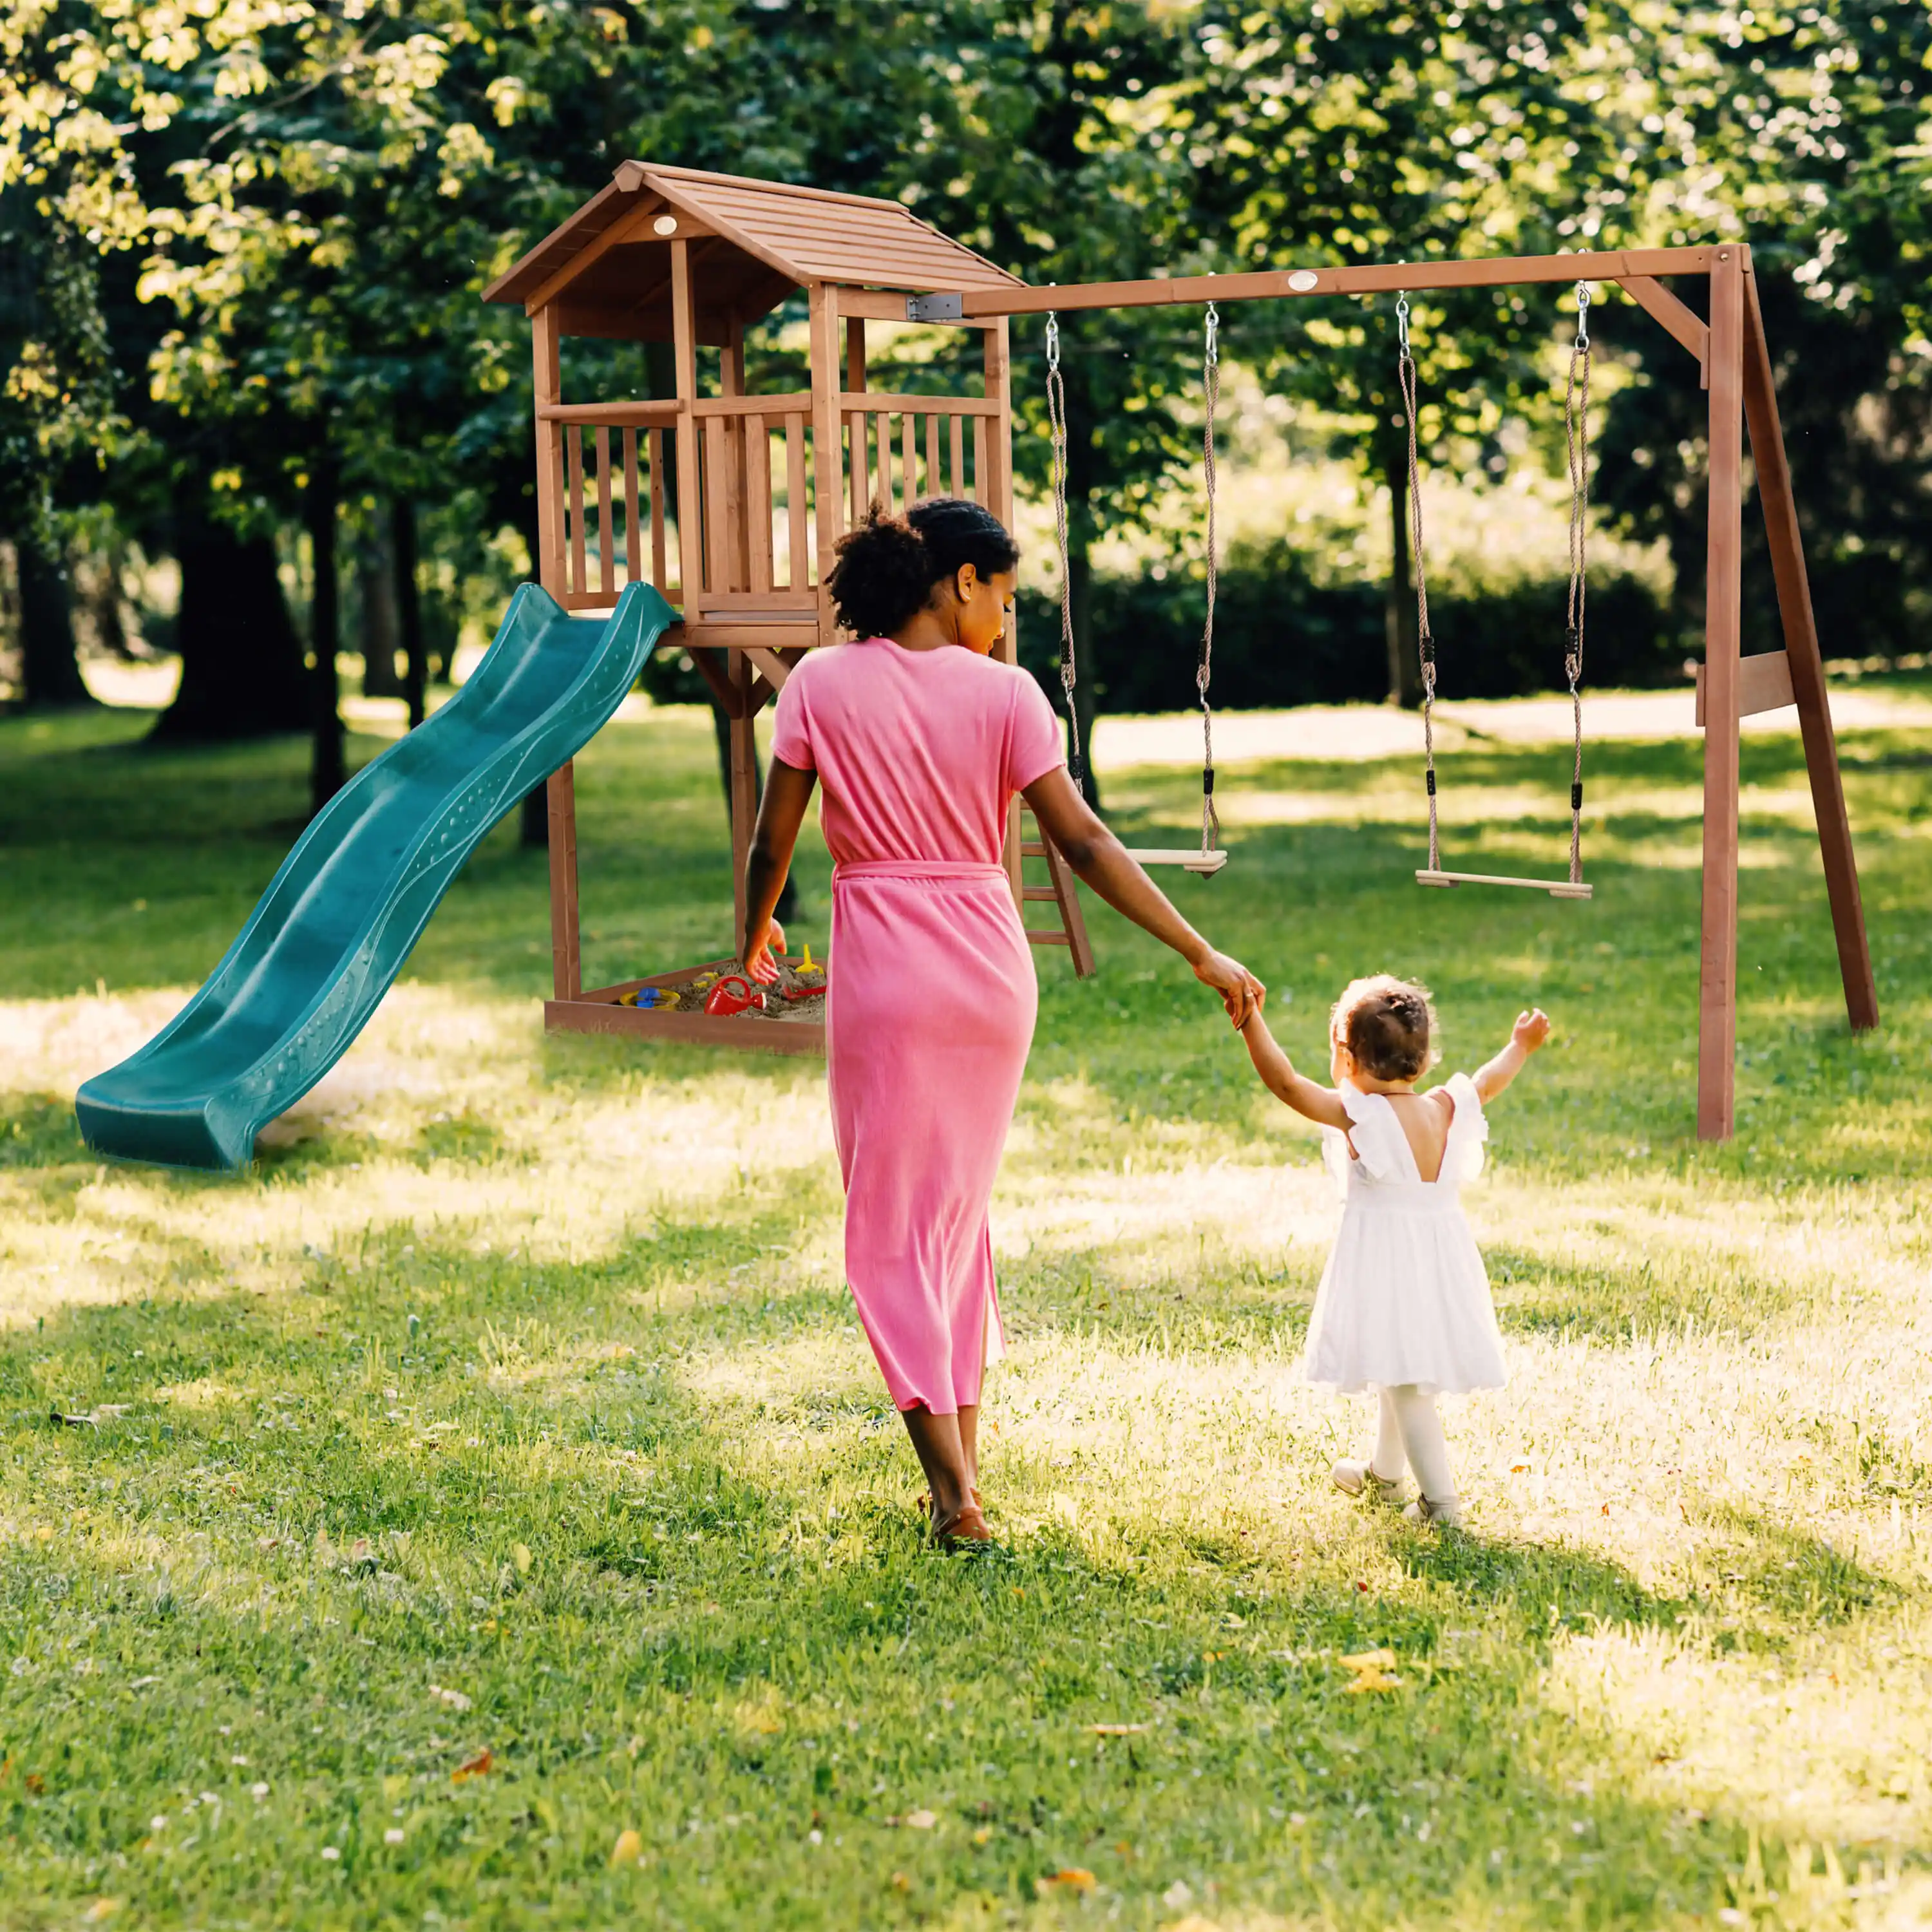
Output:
[1740, 272, 1879, 1036]
[1697, 248, 1747, 1142]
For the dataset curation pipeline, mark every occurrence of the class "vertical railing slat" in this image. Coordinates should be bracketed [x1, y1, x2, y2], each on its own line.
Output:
[649, 428, 668, 593]
[595, 428, 615, 599]
[785, 413, 808, 591]
[746, 413, 773, 594]
[949, 413, 965, 498]
[622, 429, 641, 583]
[565, 426, 587, 594]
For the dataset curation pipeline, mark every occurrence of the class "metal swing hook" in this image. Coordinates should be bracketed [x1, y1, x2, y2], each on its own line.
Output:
[1573, 279, 1591, 350]
[1396, 290, 1411, 355]
[1045, 310, 1061, 371]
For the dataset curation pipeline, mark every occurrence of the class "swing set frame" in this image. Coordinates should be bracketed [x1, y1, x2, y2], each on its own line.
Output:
[487, 163, 1874, 1143]
[945, 240, 1878, 1142]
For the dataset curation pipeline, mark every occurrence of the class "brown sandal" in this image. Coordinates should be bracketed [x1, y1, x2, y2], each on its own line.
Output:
[931, 1499, 992, 1548]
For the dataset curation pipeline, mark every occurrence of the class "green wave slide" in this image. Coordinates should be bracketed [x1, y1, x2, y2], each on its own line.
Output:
[76, 582, 676, 1173]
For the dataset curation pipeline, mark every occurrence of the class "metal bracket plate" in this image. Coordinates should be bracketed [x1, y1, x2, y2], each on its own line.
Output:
[905, 292, 965, 322]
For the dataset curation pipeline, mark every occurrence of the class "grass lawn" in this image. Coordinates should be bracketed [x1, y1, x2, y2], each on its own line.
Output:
[1, 687, 1929, 1931]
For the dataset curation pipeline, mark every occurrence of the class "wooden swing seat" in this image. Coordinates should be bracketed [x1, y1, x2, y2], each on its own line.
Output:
[1416, 868, 1592, 900]
[1125, 847, 1229, 876]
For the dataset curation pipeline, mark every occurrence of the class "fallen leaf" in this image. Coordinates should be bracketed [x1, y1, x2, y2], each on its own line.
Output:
[1338, 1649, 1397, 1672]
[904, 1808, 937, 1829]
[1345, 1669, 1401, 1694]
[1086, 1723, 1147, 1736]
[1037, 1868, 1096, 1893]
[972, 1826, 994, 1845]
[609, 1827, 643, 1868]
[511, 1543, 532, 1575]
[452, 1749, 493, 1782]
[24, 1774, 44, 1795]
[428, 1684, 472, 1712]
[83, 1900, 122, 1922]
[889, 1871, 911, 1891]
[1220, 1613, 1247, 1629]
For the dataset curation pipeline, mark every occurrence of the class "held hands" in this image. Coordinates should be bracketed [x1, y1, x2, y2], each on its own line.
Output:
[1193, 949, 1266, 1029]
[1512, 1007, 1552, 1053]
[743, 916, 787, 985]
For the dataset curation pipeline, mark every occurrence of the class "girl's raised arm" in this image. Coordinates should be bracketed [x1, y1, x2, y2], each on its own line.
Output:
[1472, 1007, 1551, 1103]
[1239, 1011, 1351, 1130]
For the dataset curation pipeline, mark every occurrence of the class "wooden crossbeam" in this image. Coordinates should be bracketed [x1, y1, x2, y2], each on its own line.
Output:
[943, 246, 1721, 318]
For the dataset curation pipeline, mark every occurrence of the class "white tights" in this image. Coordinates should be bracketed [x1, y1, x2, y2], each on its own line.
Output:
[1370, 1385, 1457, 1505]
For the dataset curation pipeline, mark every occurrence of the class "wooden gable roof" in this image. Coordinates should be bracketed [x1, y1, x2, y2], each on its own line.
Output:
[481, 163, 1020, 341]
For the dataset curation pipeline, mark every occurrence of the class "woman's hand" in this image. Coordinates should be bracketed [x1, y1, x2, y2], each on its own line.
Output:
[744, 916, 786, 985]
[1192, 948, 1265, 1028]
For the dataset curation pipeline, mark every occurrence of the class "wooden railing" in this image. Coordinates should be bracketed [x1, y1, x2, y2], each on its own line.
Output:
[542, 388, 1001, 621]
[839, 392, 997, 526]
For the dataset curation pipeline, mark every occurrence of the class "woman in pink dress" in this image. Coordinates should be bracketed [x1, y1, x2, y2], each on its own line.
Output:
[743, 499, 1263, 1546]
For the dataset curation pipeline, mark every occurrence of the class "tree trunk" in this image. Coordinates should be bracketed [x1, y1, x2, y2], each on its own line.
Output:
[307, 453, 345, 816]
[16, 535, 95, 708]
[1381, 428, 1422, 708]
[393, 497, 426, 730]
[153, 518, 310, 740]
[357, 520, 404, 697]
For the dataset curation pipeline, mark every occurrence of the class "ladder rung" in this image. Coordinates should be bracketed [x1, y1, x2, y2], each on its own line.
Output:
[1026, 930, 1071, 946]
[1022, 886, 1059, 901]
[1416, 869, 1593, 900]
[1020, 842, 1046, 857]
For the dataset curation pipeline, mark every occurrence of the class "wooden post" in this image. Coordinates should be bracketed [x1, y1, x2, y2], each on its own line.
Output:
[808, 283, 842, 641]
[729, 651, 758, 951]
[532, 302, 581, 1002]
[670, 240, 704, 602]
[532, 305, 566, 594]
[983, 317, 1024, 903]
[1740, 270, 1879, 1033]
[846, 316, 867, 531]
[1698, 248, 1747, 1141]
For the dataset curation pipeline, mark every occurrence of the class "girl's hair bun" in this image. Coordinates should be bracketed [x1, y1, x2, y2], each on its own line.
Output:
[826, 497, 1019, 638]
[1331, 974, 1439, 1081]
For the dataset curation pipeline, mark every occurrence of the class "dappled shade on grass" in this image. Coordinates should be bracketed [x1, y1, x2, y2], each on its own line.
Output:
[1, 694, 1929, 1926]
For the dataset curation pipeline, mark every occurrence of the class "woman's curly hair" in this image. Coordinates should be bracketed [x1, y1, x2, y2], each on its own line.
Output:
[825, 497, 1019, 639]
[1330, 974, 1439, 1082]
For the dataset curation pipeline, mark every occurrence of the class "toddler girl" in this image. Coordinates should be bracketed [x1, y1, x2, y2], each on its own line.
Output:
[1238, 976, 1549, 1527]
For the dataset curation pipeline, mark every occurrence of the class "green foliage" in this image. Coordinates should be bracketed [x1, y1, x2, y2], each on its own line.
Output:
[1018, 553, 1678, 712]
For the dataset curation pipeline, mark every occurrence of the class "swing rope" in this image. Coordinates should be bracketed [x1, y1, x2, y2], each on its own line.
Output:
[1043, 312, 1084, 791]
[1403, 283, 1593, 893]
[1563, 280, 1591, 887]
[1396, 292, 1439, 874]
[1198, 301, 1220, 857]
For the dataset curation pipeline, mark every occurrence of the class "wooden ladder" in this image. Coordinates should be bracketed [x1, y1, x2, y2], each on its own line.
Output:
[1016, 805, 1095, 978]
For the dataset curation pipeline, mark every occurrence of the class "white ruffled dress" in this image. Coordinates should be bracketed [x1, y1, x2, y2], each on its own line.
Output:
[1302, 1074, 1507, 1396]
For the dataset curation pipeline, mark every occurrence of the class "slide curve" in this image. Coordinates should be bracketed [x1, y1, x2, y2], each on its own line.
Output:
[76, 582, 676, 1171]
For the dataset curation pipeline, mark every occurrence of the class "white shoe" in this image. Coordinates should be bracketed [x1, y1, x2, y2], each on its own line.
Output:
[1332, 1459, 1412, 1506]
[1403, 1494, 1465, 1528]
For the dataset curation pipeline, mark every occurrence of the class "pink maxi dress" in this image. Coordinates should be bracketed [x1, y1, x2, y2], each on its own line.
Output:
[770, 636, 1065, 1414]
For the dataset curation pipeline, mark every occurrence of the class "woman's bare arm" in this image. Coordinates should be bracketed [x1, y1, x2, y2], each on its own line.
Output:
[741, 756, 817, 981]
[1238, 1011, 1352, 1129]
[1020, 766, 1264, 1027]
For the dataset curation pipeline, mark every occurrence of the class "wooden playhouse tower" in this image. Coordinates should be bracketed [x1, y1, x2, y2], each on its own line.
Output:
[482, 163, 1095, 1057]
